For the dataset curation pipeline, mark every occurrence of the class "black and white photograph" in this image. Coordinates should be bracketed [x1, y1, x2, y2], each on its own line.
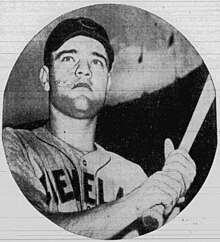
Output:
[0, 2, 219, 241]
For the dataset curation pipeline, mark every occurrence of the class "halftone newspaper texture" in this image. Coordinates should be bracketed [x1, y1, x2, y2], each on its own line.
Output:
[0, 1, 220, 241]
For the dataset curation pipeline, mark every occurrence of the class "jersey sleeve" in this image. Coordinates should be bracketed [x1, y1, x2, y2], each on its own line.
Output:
[105, 151, 148, 195]
[123, 161, 148, 193]
[2, 127, 50, 213]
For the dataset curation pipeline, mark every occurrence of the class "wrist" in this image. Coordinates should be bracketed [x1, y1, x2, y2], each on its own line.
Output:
[127, 185, 148, 219]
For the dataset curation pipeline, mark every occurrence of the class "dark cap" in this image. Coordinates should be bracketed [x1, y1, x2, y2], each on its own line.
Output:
[44, 17, 114, 70]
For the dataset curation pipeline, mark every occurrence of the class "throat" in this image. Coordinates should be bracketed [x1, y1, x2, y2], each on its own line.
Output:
[61, 129, 96, 152]
[49, 104, 97, 152]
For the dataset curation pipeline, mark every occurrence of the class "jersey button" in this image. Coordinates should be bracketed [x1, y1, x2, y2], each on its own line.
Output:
[83, 160, 87, 166]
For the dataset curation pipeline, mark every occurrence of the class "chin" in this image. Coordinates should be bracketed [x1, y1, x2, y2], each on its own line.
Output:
[73, 95, 91, 110]
[51, 94, 104, 119]
[67, 105, 101, 119]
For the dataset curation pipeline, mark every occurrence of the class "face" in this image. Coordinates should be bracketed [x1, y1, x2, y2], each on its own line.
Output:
[41, 35, 111, 119]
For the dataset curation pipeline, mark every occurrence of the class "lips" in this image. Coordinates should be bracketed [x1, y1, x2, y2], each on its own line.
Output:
[72, 83, 92, 91]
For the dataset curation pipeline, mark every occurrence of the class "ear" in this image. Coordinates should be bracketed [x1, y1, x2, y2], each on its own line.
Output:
[40, 66, 50, 92]
[106, 72, 112, 92]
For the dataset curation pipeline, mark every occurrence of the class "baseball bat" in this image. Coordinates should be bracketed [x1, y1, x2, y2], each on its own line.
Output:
[141, 75, 215, 232]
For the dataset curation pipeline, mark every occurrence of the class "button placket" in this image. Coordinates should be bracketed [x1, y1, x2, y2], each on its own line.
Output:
[79, 157, 88, 173]
[83, 159, 87, 166]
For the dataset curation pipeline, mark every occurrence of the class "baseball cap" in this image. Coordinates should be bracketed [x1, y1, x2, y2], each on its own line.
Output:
[44, 17, 114, 70]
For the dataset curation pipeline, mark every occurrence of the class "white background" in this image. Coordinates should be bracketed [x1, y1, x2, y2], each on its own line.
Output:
[0, 0, 219, 241]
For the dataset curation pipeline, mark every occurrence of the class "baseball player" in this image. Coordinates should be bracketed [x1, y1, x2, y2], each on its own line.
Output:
[2, 17, 196, 239]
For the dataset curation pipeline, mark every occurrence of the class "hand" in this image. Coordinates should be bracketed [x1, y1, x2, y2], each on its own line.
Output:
[163, 138, 196, 196]
[142, 171, 185, 216]
[136, 171, 185, 218]
[137, 138, 196, 218]
[165, 196, 185, 223]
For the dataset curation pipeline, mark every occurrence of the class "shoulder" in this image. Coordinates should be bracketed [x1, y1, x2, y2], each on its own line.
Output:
[112, 152, 147, 178]
[3, 127, 31, 142]
[109, 151, 143, 170]
[3, 126, 32, 136]
[2, 128, 36, 169]
[98, 146, 148, 194]
[3, 127, 37, 144]
[97, 144, 148, 180]
[2, 127, 46, 152]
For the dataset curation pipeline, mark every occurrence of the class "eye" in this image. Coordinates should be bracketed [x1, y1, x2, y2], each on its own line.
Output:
[61, 56, 75, 62]
[92, 59, 103, 67]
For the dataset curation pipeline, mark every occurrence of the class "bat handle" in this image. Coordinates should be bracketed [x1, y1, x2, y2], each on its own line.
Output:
[141, 205, 164, 232]
[140, 76, 215, 232]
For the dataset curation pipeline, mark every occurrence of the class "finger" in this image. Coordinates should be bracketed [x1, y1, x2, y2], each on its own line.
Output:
[150, 172, 182, 199]
[165, 155, 189, 170]
[141, 172, 184, 215]
[163, 166, 190, 192]
[164, 159, 196, 180]
[177, 196, 185, 204]
[165, 158, 196, 175]
[147, 175, 179, 212]
[166, 207, 180, 222]
[163, 160, 196, 190]
[165, 149, 196, 170]
[145, 185, 174, 215]
[163, 154, 196, 181]
[164, 170, 186, 196]
[164, 138, 175, 160]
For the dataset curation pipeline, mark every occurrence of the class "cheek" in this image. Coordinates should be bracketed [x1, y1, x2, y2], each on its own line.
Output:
[50, 67, 76, 87]
[55, 67, 72, 79]
[93, 82, 108, 98]
[93, 70, 109, 88]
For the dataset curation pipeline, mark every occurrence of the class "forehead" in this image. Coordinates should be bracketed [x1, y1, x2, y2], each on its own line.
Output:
[53, 35, 107, 57]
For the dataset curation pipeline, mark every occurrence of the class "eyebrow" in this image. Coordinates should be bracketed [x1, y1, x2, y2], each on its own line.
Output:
[53, 49, 77, 60]
[92, 51, 108, 66]
[53, 49, 108, 67]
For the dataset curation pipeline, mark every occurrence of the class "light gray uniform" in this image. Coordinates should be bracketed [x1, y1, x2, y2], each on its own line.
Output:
[3, 126, 147, 214]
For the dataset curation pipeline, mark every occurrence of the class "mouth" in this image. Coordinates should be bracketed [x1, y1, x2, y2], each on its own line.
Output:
[72, 83, 92, 92]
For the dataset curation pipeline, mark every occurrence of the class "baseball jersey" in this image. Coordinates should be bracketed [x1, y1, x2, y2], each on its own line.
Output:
[2, 126, 147, 215]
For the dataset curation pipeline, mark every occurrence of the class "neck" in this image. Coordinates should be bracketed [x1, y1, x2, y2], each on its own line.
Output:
[49, 104, 97, 152]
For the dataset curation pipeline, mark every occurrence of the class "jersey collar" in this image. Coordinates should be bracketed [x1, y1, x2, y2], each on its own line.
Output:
[33, 126, 111, 170]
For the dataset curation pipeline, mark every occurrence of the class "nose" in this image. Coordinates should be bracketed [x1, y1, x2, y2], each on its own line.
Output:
[75, 60, 92, 79]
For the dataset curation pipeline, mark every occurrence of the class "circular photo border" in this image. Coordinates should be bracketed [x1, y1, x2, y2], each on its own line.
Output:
[1, 3, 218, 240]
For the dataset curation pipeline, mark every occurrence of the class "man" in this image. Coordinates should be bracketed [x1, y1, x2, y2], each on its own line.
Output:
[2, 17, 196, 239]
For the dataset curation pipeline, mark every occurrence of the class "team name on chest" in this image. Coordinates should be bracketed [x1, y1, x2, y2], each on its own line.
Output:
[39, 168, 124, 210]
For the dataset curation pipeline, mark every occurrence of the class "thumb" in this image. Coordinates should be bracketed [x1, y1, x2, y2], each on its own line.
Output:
[166, 207, 180, 223]
[164, 138, 175, 159]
